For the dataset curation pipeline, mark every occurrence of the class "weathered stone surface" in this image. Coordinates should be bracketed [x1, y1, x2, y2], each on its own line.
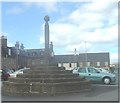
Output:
[2, 66, 91, 96]
[8, 77, 85, 83]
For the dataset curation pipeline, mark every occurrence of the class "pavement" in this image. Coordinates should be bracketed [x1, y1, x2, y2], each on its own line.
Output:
[1, 84, 119, 102]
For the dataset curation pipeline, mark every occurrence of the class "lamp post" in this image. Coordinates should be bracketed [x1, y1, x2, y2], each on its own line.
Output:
[74, 48, 77, 68]
[84, 41, 88, 67]
[16, 49, 19, 70]
[15, 41, 20, 70]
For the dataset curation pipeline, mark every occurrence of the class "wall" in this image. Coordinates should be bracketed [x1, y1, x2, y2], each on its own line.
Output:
[58, 61, 109, 70]
[58, 63, 77, 70]
[2, 57, 16, 69]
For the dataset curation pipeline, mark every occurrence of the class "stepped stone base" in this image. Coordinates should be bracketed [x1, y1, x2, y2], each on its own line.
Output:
[2, 66, 91, 96]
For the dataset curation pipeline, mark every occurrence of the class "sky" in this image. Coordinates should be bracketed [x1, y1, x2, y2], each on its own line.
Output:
[1, 0, 118, 63]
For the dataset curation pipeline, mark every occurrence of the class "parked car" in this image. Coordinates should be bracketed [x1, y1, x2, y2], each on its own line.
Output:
[1, 68, 14, 81]
[77, 67, 116, 84]
[72, 67, 79, 74]
[10, 67, 30, 78]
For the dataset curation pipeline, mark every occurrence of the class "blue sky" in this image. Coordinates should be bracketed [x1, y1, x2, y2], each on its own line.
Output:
[1, 0, 118, 63]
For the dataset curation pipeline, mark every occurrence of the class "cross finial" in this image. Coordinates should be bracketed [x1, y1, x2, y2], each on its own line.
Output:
[44, 15, 50, 22]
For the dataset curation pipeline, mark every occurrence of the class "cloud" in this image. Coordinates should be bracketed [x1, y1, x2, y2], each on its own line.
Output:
[36, 2, 58, 13]
[7, 42, 14, 47]
[110, 53, 118, 63]
[68, 1, 117, 29]
[5, 2, 58, 15]
[39, 1, 118, 63]
[0, 32, 8, 36]
[22, 2, 58, 14]
[6, 6, 24, 14]
[85, 25, 118, 43]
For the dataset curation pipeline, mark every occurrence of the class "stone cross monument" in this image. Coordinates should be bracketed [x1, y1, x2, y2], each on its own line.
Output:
[44, 15, 50, 65]
[2, 16, 91, 96]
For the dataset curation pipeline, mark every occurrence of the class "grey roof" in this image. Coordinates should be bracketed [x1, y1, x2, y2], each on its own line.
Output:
[25, 49, 45, 57]
[25, 49, 45, 52]
[79, 52, 109, 62]
[54, 52, 109, 63]
[54, 54, 79, 63]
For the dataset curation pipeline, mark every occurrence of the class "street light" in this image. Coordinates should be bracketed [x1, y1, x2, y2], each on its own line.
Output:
[74, 48, 77, 68]
[15, 41, 20, 70]
[84, 41, 88, 67]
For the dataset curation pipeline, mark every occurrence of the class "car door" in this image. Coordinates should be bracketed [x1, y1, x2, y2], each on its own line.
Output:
[18, 69, 24, 74]
[78, 67, 88, 78]
[86, 67, 101, 82]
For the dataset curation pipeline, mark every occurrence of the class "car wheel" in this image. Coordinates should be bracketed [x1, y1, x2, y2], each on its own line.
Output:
[103, 77, 111, 84]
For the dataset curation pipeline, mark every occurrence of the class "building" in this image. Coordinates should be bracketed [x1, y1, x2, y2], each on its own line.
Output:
[1, 36, 27, 69]
[1, 36, 110, 70]
[0, 36, 54, 70]
[54, 53, 110, 70]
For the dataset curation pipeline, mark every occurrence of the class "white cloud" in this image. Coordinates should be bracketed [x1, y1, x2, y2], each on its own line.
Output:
[68, 0, 118, 29]
[36, 2, 58, 13]
[85, 25, 118, 43]
[110, 53, 118, 63]
[7, 41, 14, 47]
[22, 2, 58, 14]
[2, 0, 119, 2]
[6, 2, 58, 15]
[6, 7, 24, 14]
[37, 1, 118, 63]
[0, 32, 8, 36]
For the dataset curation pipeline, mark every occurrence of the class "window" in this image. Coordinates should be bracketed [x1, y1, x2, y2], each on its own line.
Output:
[97, 62, 100, 66]
[105, 62, 108, 66]
[58, 63, 61, 67]
[32, 52, 37, 56]
[32, 60, 35, 65]
[79, 62, 83, 67]
[69, 63, 72, 67]
[87, 62, 90, 66]
[58, 63, 63, 67]
[8, 48, 11, 56]
[78, 67, 86, 73]
[28, 53, 30, 56]
[40, 60, 44, 64]
[40, 51, 44, 55]
[88, 67, 98, 73]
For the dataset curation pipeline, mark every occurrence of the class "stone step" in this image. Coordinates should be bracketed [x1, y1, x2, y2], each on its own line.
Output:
[3, 65, 91, 96]
[29, 66, 65, 71]
[24, 70, 72, 74]
[2, 80, 91, 96]
[17, 73, 79, 78]
[8, 76, 85, 83]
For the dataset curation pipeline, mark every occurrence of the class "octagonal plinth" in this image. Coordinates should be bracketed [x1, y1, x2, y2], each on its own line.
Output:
[2, 66, 91, 96]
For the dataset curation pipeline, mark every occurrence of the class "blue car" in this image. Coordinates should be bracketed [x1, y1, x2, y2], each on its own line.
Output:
[77, 67, 116, 84]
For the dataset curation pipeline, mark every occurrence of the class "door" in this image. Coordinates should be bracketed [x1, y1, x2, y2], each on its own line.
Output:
[78, 67, 88, 78]
[86, 67, 101, 82]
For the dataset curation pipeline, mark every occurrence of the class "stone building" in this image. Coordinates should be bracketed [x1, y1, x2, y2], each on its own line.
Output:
[0, 35, 110, 70]
[1, 36, 27, 69]
[54, 53, 110, 70]
[0, 36, 54, 70]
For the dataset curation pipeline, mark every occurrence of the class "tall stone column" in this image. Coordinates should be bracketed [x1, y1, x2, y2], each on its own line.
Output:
[44, 15, 50, 65]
